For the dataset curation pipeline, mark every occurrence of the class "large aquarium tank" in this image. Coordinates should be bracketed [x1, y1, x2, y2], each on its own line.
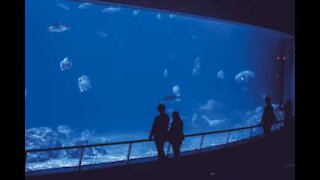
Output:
[25, 0, 295, 171]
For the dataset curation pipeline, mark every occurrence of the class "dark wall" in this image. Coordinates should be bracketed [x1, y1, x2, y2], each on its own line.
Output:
[88, 0, 295, 35]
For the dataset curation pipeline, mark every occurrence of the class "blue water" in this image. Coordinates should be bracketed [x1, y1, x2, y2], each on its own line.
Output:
[25, 0, 294, 150]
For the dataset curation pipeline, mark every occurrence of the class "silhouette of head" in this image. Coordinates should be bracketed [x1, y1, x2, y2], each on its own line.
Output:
[265, 96, 271, 105]
[157, 104, 165, 114]
[172, 111, 181, 122]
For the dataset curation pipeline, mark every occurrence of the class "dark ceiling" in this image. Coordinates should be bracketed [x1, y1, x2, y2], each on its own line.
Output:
[85, 0, 294, 35]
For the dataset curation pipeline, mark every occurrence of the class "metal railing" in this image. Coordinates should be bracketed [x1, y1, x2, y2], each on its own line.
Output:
[25, 121, 284, 171]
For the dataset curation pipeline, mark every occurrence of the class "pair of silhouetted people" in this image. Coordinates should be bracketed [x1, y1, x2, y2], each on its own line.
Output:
[261, 96, 276, 136]
[149, 104, 184, 160]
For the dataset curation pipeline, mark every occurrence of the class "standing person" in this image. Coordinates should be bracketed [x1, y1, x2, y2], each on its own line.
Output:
[168, 111, 184, 158]
[284, 99, 293, 127]
[261, 96, 276, 137]
[149, 104, 170, 160]
[280, 99, 293, 129]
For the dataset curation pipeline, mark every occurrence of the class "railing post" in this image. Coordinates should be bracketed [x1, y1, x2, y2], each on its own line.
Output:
[78, 148, 84, 170]
[127, 143, 132, 165]
[247, 128, 254, 144]
[199, 135, 205, 152]
[225, 131, 232, 147]
[166, 143, 171, 157]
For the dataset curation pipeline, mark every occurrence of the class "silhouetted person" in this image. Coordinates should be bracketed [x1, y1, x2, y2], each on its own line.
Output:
[261, 96, 276, 137]
[280, 99, 293, 129]
[168, 111, 184, 158]
[149, 104, 170, 160]
[279, 100, 286, 121]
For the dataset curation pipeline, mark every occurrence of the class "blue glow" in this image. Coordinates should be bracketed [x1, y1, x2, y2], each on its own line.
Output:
[25, 0, 294, 147]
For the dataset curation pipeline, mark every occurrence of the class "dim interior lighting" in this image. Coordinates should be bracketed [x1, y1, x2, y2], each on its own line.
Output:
[283, 56, 286, 60]
[277, 56, 280, 60]
[210, 172, 216, 176]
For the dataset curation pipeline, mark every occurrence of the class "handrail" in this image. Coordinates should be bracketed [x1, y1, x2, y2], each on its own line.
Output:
[26, 121, 283, 153]
[25, 120, 284, 172]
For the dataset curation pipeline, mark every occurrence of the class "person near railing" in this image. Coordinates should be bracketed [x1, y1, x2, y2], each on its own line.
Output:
[168, 111, 184, 158]
[149, 104, 170, 160]
[261, 96, 276, 137]
[279, 99, 293, 130]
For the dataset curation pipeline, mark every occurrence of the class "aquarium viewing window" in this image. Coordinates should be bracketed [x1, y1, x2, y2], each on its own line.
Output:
[25, 0, 295, 172]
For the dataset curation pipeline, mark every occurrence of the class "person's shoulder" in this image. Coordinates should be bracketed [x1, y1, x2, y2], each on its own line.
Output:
[155, 115, 161, 120]
[159, 113, 170, 121]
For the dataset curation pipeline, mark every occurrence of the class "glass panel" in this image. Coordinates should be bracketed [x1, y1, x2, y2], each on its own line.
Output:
[130, 141, 157, 159]
[251, 127, 263, 137]
[181, 136, 201, 152]
[26, 0, 294, 172]
[229, 129, 251, 143]
[202, 132, 229, 149]
[272, 122, 284, 131]
[26, 149, 80, 171]
[81, 144, 127, 165]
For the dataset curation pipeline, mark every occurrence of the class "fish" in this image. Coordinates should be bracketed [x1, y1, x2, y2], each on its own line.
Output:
[161, 95, 181, 103]
[78, 2, 92, 9]
[48, 23, 70, 32]
[201, 115, 225, 127]
[57, 3, 70, 10]
[102, 7, 121, 13]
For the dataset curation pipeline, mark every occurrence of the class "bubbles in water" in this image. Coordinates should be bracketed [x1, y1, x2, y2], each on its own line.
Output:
[192, 57, 200, 76]
[194, 57, 200, 69]
[217, 70, 224, 79]
[234, 70, 255, 85]
[78, 2, 92, 9]
[133, 9, 140, 16]
[102, 7, 121, 13]
[60, 57, 72, 71]
[78, 75, 91, 92]
[163, 69, 168, 78]
[57, 3, 70, 11]
[172, 84, 180, 96]
[156, 13, 161, 19]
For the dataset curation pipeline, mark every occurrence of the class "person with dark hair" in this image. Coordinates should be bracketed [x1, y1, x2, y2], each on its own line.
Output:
[261, 96, 276, 137]
[168, 111, 184, 158]
[149, 104, 170, 160]
[280, 99, 293, 129]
